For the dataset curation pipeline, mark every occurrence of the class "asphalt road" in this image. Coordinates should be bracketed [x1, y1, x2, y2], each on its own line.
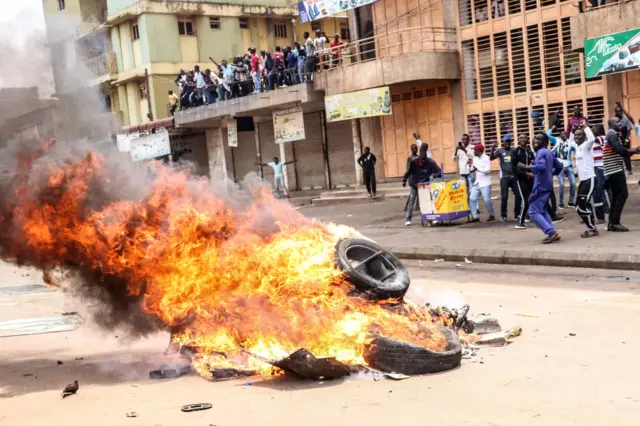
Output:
[1, 261, 639, 425]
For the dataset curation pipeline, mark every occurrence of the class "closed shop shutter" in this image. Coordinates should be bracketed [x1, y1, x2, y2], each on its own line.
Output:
[293, 112, 326, 189]
[326, 120, 355, 187]
[233, 131, 258, 183]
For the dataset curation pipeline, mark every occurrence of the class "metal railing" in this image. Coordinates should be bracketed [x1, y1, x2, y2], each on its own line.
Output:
[316, 26, 458, 71]
[84, 52, 117, 78]
[577, 0, 625, 12]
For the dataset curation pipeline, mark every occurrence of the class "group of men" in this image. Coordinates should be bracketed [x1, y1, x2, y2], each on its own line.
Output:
[168, 31, 347, 115]
[453, 103, 640, 243]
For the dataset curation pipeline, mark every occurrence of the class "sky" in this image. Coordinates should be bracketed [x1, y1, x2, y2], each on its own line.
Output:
[0, 1, 45, 28]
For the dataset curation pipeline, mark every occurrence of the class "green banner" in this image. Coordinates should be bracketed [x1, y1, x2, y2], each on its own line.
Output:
[584, 28, 640, 78]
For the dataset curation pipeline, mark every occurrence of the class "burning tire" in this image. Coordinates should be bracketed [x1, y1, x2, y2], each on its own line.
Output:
[363, 326, 462, 375]
[335, 238, 410, 300]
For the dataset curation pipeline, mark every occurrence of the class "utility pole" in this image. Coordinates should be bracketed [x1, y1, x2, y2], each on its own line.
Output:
[145, 68, 153, 122]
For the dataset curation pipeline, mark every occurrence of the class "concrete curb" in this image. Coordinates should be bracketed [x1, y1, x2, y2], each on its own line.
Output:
[388, 246, 640, 271]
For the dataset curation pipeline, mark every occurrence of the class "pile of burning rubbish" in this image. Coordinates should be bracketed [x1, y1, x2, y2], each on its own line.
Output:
[0, 139, 519, 382]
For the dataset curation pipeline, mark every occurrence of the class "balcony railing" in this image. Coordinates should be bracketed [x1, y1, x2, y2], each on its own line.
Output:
[84, 52, 117, 79]
[577, 0, 625, 13]
[316, 27, 458, 71]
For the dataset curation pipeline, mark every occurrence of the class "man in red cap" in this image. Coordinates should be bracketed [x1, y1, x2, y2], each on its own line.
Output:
[468, 143, 495, 222]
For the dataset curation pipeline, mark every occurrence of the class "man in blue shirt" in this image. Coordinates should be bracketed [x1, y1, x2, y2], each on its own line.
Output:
[549, 126, 577, 208]
[517, 133, 564, 244]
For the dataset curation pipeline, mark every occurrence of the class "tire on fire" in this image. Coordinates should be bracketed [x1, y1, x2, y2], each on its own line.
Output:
[364, 326, 462, 375]
[335, 238, 410, 300]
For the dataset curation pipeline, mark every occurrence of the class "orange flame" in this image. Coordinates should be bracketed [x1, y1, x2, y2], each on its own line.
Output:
[3, 145, 448, 376]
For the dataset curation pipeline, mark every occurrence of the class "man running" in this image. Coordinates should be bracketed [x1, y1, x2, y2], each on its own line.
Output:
[357, 147, 377, 198]
[490, 135, 517, 222]
[517, 133, 563, 244]
[511, 134, 534, 229]
[573, 123, 598, 237]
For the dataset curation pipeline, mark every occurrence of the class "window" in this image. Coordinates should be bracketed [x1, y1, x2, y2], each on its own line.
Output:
[461, 40, 477, 101]
[477, 36, 494, 99]
[131, 22, 140, 41]
[494, 32, 510, 96]
[340, 22, 350, 41]
[586, 97, 605, 126]
[467, 114, 481, 144]
[178, 18, 195, 36]
[482, 112, 497, 150]
[209, 17, 220, 30]
[58, 0, 65, 11]
[542, 20, 561, 88]
[459, 0, 472, 26]
[547, 102, 564, 136]
[510, 28, 527, 93]
[311, 21, 322, 32]
[527, 25, 543, 90]
[239, 17, 249, 29]
[507, 0, 521, 15]
[515, 107, 530, 141]
[139, 82, 147, 100]
[499, 110, 513, 142]
[274, 23, 287, 38]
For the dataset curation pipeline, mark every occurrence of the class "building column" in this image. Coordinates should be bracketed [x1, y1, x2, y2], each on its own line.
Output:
[352, 119, 363, 185]
[278, 142, 288, 189]
[205, 127, 232, 183]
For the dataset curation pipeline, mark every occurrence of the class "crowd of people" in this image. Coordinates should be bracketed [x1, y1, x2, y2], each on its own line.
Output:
[389, 102, 640, 244]
[168, 30, 347, 114]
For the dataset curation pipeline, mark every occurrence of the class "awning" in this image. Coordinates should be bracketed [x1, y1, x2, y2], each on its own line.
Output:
[120, 117, 174, 134]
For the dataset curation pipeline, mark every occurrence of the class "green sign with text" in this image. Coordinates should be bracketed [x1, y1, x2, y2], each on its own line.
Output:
[584, 28, 640, 78]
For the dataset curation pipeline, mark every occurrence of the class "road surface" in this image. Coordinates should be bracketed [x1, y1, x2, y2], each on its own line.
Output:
[1, 261, 639, 425]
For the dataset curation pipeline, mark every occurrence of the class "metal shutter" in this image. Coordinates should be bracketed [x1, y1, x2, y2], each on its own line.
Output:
[233, 131, 258, 183]
[326, 119, 355, 187]
[293, 112, 326, 189]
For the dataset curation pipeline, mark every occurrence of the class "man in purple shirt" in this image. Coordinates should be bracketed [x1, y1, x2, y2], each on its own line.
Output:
[566, 105, 588, 134]
[518, 133, 564, 244]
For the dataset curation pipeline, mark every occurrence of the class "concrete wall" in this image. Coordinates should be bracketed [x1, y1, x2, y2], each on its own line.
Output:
[118, 22, 135, 70]
[449, 80, 466, 147]
[149, 75, 179, 120]
[359, 117, 385, 179]
[315, 51, 461, 96]
[571, 2, 640, 51]
[142, 14, 182, 64]
[111, 26, 123, 72]
[205, 127, 234, 182]
[125, 81, 140, 125]
[196, 16, 244, 62]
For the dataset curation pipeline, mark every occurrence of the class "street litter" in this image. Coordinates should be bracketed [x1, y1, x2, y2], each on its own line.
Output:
[464, 257, 473, 264]
[149, 365, 191, 379]
[569, 333, 576, 337]
[516, 313, 539, 318]
[434, 258, 445, 262]
[126, 412, 138, 418]
[471, 328, 522, 347]
[57, 360, 63, 365]
[61, 380, 79, 399]
[181, 403, 212, 412]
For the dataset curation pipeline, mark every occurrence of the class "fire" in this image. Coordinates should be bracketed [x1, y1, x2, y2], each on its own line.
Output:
[0, 142, 448, 376]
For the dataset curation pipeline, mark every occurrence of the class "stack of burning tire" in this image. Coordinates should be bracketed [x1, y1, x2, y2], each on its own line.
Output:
[335, 238, 462, 375]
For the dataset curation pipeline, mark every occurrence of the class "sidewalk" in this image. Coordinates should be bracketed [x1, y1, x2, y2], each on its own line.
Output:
[299, 194, 640, 270]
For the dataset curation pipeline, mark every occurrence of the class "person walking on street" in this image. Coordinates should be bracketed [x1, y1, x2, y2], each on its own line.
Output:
[512, 134, 534, 229]
[573, 123, 599, 237]
[603, 117, 640, 231]
[490, 135, 517, 222]
[517, 133, 564, 244]
[402, 144, 442, 226]
[358, 147, 377, 198]
[550, 127, 576, 209]
[256, 157, 296, 198]
[614, 101, 634, 175]
[403, 143, 419, 212]
[468, 144, 495, 222]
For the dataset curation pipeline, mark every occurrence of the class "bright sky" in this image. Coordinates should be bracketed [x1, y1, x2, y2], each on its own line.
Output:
[0, 1, 45, 28]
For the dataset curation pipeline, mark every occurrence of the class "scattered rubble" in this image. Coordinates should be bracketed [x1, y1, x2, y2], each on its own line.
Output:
[126, 412, 138, 418]
[181, 403, 212, 412]
[61, 380, 79, 399]
[149, 365, 191, 380]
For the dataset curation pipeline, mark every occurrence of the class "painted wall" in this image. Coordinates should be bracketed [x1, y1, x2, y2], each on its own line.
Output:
[195, 16, 244, 62]
[180, 37, 200, 63]
[142, 14, 182, 64]
[125, 81, 140, 125]
[111, 26, 123, 72]
[118, 22, 135, 70]
[116, 85, 129, 125]
[132, 40, 143, 67]
[149, 75, 179, 120]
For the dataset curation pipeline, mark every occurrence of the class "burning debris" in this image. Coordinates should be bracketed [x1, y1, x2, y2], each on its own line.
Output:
[0, 139, 518, 382]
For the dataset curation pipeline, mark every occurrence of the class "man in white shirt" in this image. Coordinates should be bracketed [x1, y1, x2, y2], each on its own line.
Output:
[573, 124, 597, 237]
[257, 156, 296, 198]
[413, 133, 433, 158]
[468, 143, 495, 222]
[194, 65, 206, 100]
[453, 134, 475, 204]
[314, 30, 327, 69]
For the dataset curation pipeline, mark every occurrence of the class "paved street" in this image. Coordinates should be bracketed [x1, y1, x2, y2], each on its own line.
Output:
[299, 190, 640, 269]
[1, 261, 640, 425]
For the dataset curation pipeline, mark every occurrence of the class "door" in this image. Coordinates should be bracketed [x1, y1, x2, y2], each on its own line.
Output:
[380, 83, 455, 177]
[625, 70, 640, 145]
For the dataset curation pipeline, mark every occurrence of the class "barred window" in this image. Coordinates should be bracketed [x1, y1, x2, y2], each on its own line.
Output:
[494, 32, 510, 96]
[467, 114, 482, 144]
[483, 112, 498, 149]
[507, 0, 521, 14]
[499, 109, 514, 142]
[527, 25, 543, 91]
[462, 40, 478, 101]
[586, 97, 605, 127]
[511, 28, 527, 93]
[542, 20, 561, 88]
[516, 107, 530, 142]
[562, 18, 581, 85]
[478, 36, 494, 99]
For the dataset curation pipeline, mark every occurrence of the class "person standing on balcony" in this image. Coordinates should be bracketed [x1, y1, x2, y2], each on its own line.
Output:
[273, 46, 286, 88]
[304, 32, 316, 81]
[314, 30, 328, 70]
[249, 47, 261, 95]
[294, 42, 305, 84]
[357, 147, 377, 198]
[168, 90, 179, 116]
[194, 65, 206, 102]
[203, 69, 218, 104]
[218, 60, 235, 101]
[330, 33, 345, 67]
[517, 133, 564, 244]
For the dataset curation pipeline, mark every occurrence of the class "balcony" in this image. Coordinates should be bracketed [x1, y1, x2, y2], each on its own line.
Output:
[314, 27, 460, 96]
[571, 0, 640, 51]
[84, 52, 118, 82]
